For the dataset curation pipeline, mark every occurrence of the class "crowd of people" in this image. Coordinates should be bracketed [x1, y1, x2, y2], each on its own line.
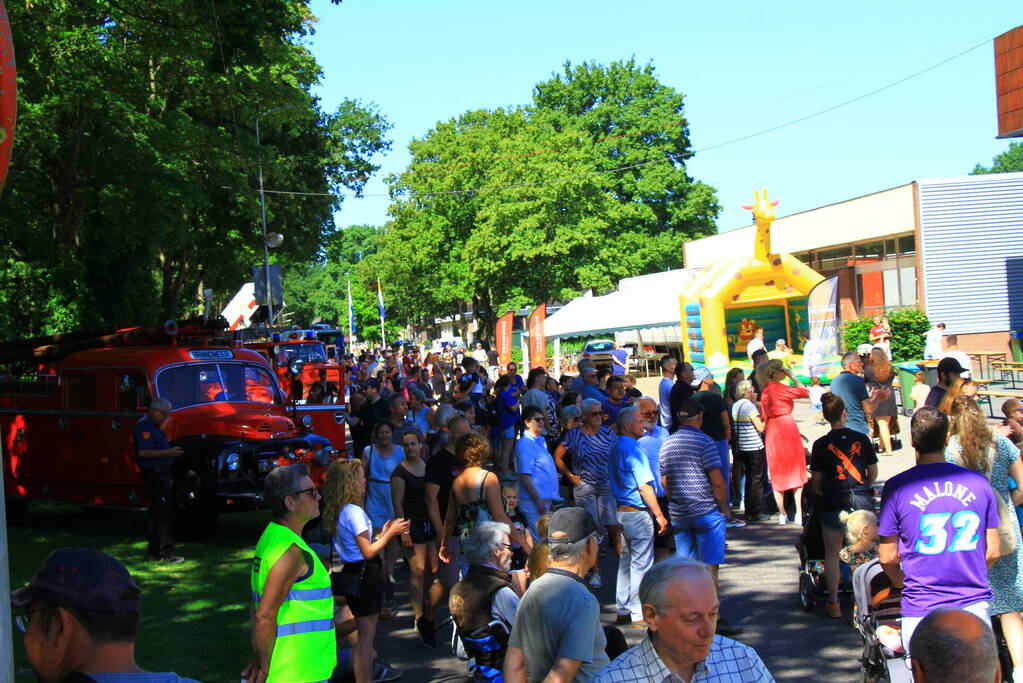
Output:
[12, 330, 1023, 683]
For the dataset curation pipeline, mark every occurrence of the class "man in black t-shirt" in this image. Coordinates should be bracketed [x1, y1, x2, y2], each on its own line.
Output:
[424, 416, 471, 640]
[809, 393, 879, 616]
[348, 379, 388, 457]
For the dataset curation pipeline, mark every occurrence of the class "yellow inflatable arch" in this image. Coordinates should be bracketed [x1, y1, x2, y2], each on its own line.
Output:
[680, 189, 827, 381]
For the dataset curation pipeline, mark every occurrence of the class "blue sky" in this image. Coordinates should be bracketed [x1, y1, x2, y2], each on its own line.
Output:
[307, 0, 1018, 238]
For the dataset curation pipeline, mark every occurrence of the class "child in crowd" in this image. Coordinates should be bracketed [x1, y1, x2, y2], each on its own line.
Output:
[1002, 398, 1023, 446]
[808, 376, 826, 425]
[526, 512, 553, 582]
[499, 484, 531, 576]
[838, 509, 879, 574]
[909, 370, 931, 412]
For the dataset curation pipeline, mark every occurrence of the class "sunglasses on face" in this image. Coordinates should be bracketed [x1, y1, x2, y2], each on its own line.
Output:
[289, 487, 319, 499]
[15, 608, 53, 633]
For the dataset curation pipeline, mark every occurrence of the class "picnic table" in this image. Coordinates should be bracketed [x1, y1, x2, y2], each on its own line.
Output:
[977, 388, 1023, 418]
[993, 361, 1023, 388]
[968, 351, 1008, 379]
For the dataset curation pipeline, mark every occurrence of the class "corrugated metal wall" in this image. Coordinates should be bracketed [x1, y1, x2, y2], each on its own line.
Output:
[919, 172, 1023, 334]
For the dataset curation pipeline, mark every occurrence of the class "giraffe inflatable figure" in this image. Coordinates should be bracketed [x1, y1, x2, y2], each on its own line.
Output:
[741, 188, 779, 263]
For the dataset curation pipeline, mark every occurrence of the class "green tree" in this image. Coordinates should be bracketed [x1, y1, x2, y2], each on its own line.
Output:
[972, 141, 1023, 175]
[0, 0, 390, 340]
[377, 59, 719, 341]
[841, 308, 929, 362]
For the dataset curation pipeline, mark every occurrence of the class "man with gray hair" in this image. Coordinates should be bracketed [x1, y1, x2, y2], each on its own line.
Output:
[609, 407, 668, 626]
[505, 507, 610, 682]
[830, 350, 890, 436]
[132, 398, 185, 563]
[592, 556, 773, 682]
[571, 357, 597, 394]
[909, 607, 1000, 683]
[450, 521, 519, 681]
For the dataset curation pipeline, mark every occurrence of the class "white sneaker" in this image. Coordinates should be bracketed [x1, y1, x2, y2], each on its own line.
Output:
[777, 513, 787, 525]
[793, 514, 803, 526]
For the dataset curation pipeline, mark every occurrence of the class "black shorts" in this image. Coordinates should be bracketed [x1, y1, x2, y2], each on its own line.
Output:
[408, 519, 436, 545]
[336, 558, 382, 618]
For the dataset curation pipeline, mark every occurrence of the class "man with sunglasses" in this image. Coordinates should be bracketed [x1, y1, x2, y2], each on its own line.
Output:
[13, 547, 200, 682]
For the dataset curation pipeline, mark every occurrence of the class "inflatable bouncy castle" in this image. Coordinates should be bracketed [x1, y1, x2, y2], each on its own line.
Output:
[680, 190, 826, 382]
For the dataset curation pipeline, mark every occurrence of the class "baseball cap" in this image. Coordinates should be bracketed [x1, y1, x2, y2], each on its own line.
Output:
[11, 548, 141, 612]
[690, 366, 712, 387]
[937, 357, 968, 377]
[548, 507, 598, 544]
[676, 399, 704, 419]
[363, 378, 381, 389]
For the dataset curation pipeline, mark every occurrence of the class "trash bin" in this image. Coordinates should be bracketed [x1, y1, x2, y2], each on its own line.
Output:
[1011, 331, 1022, 363]
[897, 362, 923, 416]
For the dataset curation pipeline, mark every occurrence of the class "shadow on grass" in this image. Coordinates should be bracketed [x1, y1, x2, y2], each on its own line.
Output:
[10, 502, 267, 682]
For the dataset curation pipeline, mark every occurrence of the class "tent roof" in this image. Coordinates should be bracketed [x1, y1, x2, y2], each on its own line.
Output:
[543, 269, 697, 338]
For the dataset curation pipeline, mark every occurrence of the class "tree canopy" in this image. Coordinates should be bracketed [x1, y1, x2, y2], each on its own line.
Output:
[972, 141, 1023, 175]
[0, 0, 390, 339]
[371, 59, 719, 341]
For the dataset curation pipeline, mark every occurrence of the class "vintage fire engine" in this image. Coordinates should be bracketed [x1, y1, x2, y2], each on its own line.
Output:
[0, 318, 344, 530]
[241, 330, 347, 451]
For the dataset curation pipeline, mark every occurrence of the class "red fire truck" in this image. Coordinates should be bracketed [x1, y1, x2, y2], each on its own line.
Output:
[0, 319, 344, 531]
[242, 331, 347, 452]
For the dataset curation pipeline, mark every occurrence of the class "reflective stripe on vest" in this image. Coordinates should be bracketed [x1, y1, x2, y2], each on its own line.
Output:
[251, 587, 333, 604]
[276, 617, 334, 637]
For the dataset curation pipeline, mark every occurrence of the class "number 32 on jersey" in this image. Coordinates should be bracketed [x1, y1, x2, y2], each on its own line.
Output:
[916, 511, 982, 554]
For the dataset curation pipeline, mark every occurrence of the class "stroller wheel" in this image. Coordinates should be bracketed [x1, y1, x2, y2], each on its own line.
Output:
[798, 572, 815, 612]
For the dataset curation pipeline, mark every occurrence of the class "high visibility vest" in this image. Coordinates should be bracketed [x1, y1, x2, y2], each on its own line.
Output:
[251, 522, 335, 683]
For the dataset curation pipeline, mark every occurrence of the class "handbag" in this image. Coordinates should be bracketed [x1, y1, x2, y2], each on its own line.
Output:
[957, 444, 1017, 557]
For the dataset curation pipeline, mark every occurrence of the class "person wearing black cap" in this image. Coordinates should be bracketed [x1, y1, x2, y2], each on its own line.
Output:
[504, 507, 610, 682]
[925, 356, 970, 409]
[659, 399, 743, 637]
[13, 547, 199, 682]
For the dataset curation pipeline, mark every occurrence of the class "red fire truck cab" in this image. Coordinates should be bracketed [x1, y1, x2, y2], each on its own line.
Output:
[244, 332, 347, 453]
[0, 320, 343, 531]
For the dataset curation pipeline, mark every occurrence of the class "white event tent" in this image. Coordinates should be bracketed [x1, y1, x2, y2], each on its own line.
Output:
[537, 268, 697, 374]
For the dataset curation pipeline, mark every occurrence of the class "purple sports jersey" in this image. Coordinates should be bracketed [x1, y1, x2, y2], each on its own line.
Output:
[878, 462, 998, 617]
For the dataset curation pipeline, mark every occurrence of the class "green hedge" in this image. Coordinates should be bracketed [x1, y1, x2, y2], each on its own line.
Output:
[841, 308, 930, 362]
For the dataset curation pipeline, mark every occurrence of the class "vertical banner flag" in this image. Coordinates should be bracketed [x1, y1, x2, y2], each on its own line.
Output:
[802, 275, 841, 379]
[347, 279, 357, 342]
[376, 278, 386, 346]
[528, 304, 546, 369]
[496, 311, 514, 369]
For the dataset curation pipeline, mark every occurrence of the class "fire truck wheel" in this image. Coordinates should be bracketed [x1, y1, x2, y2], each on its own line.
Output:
[174, 468, 219, 539]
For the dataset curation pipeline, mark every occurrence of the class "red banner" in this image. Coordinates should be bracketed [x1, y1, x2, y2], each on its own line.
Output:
[496, 311, 514, 369]
[0, 0, 17, 192]
[528, 304, 546, 369]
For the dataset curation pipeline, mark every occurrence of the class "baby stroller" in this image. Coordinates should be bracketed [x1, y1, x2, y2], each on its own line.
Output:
[796, 501, 852, 612]
[451, 618, 511, 683]
[853, 559, 911, 682]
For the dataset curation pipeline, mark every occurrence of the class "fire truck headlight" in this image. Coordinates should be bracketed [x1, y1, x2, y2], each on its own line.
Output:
[302, 415, 313, 428]
[225, 453, 241, 472]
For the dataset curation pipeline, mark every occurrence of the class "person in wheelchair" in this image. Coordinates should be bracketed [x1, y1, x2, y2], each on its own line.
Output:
[449, 521, 520, 682]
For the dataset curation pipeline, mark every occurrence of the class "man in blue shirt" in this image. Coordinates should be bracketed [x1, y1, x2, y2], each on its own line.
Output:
[609, 407, 667, 625]
[830, 351, 890, 436]
[636, 396, 672, 560]
[132, 398, 184, 563]
[601, 375, 631, 426]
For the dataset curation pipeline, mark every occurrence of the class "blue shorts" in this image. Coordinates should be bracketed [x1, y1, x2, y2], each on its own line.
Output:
[501, 425, 516, 439]
[673, 510, 726, 565]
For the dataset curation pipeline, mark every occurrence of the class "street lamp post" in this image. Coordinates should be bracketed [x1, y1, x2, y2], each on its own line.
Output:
[255, 104, 294, 327]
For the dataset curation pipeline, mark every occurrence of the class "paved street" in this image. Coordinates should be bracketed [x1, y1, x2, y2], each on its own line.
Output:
[370, 377, 919, 681]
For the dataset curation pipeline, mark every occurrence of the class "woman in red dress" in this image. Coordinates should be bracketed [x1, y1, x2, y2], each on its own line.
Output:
[757, 359, 810, 525]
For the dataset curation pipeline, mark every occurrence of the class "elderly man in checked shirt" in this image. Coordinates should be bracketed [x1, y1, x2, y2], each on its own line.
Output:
[592, 557, 774, 683]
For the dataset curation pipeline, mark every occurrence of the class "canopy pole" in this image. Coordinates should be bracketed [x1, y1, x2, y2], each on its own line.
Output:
[553, 338, 561, 381]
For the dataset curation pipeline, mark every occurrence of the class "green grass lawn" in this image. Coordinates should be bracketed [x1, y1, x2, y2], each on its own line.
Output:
[9, 502, 272, 682]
